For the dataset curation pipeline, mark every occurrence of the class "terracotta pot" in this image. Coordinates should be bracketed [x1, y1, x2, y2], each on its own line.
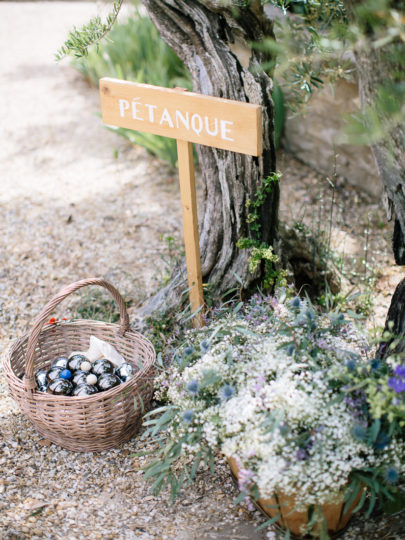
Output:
[228, 457, 361, 537]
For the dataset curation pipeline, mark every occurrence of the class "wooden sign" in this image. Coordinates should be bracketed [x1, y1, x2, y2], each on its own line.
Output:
[100, 78, 262, 156]
[99, 78, 263, 327]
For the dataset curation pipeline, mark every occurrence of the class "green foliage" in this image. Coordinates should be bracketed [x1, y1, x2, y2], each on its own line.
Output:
[56, 1, 124, 60]
[237, 172, 285, 289]
[237, 239, 286, 289]
[72, 9, 191, 89]
[244, 172, 282, 238]
[259, 0, 405, 146]
[109, 127, 180, 170]
[381, 490, 405, 514]
[256, 0, 349, 109]
[68, 8, 192, 168]
[153, 234, 185, 288]
[248, 245, 277, 273]
[144, 312, 178, 358]
[341, 80, 405, 146]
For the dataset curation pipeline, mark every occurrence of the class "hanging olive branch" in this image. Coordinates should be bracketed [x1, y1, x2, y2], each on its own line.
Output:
[55, 0, 124, 60]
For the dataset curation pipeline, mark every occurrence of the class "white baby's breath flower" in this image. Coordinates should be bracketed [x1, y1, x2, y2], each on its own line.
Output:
[153, 293, 404, 510]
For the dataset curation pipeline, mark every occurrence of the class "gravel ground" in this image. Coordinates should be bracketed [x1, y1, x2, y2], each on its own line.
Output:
[1, 2, 404, 540]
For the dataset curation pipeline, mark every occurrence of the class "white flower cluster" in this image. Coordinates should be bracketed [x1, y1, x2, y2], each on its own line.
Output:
[154, 293, 404, 508]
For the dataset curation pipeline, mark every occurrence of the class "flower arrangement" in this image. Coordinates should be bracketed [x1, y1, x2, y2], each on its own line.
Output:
[143, 291, 405, 538]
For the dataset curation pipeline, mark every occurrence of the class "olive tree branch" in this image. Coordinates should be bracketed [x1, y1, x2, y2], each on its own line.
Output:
[55, 0, 124, 60]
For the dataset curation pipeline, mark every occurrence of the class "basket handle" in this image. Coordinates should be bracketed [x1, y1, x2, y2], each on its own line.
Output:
[24, 278, 131, 391]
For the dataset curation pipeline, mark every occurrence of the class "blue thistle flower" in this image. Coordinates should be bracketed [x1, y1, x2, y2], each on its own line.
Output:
[184, 346, 195, 356]
[352, 424, 367, 441]
[385, 467, 399, 484]
[286, 344, 295, 356]
[290, 296, 301, 309]
[370, 358, 381, 371]
[220, 384, 235, 401]
[200, 340, 210, 353]
[346, 359, 356, 372]
[186, 380, 199, 396]
[305, 309, 315, 321]
[181, 410, 194, 423]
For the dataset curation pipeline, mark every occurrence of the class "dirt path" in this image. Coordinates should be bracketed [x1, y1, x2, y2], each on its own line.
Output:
[0, 3, 265, 539]
[0, 3, 403, 540]
[0, 1, 185, 327]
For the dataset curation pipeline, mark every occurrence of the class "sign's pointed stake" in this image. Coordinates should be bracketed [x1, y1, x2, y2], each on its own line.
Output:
[176, 139, 204, 328]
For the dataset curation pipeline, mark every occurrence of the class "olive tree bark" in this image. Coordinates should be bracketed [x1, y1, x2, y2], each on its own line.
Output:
[343, 1, 405, 355]
[343, 1, 405, 264]
[140, 0, 278, 314]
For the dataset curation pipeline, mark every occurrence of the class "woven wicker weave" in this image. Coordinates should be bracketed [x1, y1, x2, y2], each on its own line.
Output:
[3, 278, 156, 452]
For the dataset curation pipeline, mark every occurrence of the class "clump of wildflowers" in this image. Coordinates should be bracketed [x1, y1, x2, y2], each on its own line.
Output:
[144, 289, 405, 535]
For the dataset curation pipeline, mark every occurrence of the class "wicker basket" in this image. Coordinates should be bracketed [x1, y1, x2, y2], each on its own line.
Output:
[3, 278, 156, 452]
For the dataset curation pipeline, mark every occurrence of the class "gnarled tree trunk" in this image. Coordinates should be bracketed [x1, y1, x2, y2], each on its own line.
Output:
[141, 0, 278, 314]
[343, 1, 405, 263]
[343, 1, 405, 352]
[353, 47, 405, 265]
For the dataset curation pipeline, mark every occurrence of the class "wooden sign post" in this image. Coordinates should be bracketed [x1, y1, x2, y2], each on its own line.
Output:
[99, 78, 263, 327]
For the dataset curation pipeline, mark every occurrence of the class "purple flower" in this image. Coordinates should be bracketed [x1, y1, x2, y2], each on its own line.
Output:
[394, 365, 405, 378]
[388, 377, 405, 393]
[237, 467, 254, 491]
[296, 448, 309, 461]
[270, 296, 280, 314]
[254, 375, 265, 393]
